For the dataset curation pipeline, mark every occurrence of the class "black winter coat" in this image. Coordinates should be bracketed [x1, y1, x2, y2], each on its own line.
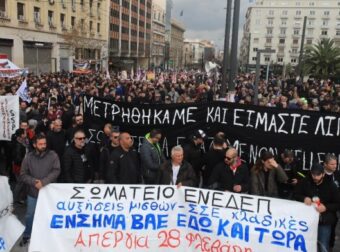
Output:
[46, 130, 67, 160]
[62, 144, 94, 183]
[106, 147, 141, 184]
[12, 139, 26, 166]
[183, 141, 204, 176]
[294, 175, 340, 225]
[159, 160, 197, 187]
[208, 162, 250, 193]
[202, 148, 225, 187]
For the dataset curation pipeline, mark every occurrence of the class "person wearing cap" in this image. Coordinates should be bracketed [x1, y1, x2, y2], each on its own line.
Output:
[294, 163, 340, 252]
[250, 151, 288, 198]
[183, 129, 206, 182]
[277, 149, 305, 199]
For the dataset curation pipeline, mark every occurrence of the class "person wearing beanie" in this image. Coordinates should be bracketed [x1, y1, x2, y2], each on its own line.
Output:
[294, 163, 340, 252]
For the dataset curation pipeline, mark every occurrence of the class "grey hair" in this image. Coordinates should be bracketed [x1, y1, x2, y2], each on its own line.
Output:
[324, 154, 337, 164]
[171, 145, 183, 156]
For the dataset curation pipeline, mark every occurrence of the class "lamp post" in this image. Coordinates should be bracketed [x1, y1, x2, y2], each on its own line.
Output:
[254, 49, 275, 105]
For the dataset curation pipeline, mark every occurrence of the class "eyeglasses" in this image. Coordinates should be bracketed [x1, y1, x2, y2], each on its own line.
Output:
[75, 137, 86, 140]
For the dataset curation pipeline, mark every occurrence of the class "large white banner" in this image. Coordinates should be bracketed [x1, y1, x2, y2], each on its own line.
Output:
[0, 96, 19, 141]
[0, 176, 25, 252]
[30, 184, 319, 252]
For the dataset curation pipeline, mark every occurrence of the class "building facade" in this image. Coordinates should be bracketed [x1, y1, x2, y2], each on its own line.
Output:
[0, 0, 109, 74]
[109, 0, 152, 70]
[240, 0, 340, 71]
[184, 39, 205, 68]
[151, 0, 166, 68]
[170, 19, 185, 69]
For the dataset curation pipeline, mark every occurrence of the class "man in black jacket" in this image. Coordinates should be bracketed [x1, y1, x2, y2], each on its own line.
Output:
[46, 119, 67, 165]
[294, 163, 340, 252]
[62, 130, 94, 183]
[202, 134, 226, 188]
[183, 129, 206, 180]
[208, 148, 249, 193]
[100, 129, 120, 182]
[106, 132, 141, 184]
[160, 145, 197, 187]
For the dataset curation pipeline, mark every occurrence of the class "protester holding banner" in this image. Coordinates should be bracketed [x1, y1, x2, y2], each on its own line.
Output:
[250, 151, 288, 197]
[323, 154, 340, 250]
[159, 145, 197, 187]
[19, 133, 60, 246]
[106, 132, 141, 184]
[208, 148, 250, 193]
[62, 130, 94, 183]
[140, 129, 166, 184]
[294, 163, 340, 252]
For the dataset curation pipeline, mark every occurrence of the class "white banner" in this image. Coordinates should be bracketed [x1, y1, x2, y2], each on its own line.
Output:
[0, 176, 25, 252]
[30, 184, 319, 252]
[0, 96, 19, 141]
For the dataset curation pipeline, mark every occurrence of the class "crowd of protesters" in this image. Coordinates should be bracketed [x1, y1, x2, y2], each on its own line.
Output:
[0, 70, 339, 251]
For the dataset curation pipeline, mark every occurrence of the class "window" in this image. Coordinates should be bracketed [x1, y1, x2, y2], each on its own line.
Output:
[97, 23, 100, 33]
[296, 10, 301, 16]
[280, 28, 286, 35]
[139, 31, 144, 38]
[0, 0, 5, 12]
[267, 28, 273, 34]
[278, 57, 283, 62]
[71, 16, 75, 28]
[110, 24, 119, 32]
[292, 48, 298, 53]
[296, 2, 301, 6]
[321, 30, 328, 35]
[122, 27, 129, 34]
[89, 21, 93, 31]
[281, 19, 287, 25]
[255, 19, 261, 25]
[34, 7, 40, 23]
[253, 38, 259, 43]
[293, 39, 299, 44]
[17, 3, 24, 20]
[48, 11, 54, 25]
[269, 10, 274, 15]
[291, 58, 297, 63]
[253, 47, 258, 52]
[324, 11, 330, 16]
[279, 38, 285, 44]
[282, 10, 288, 15]
[309, 2, 315, 6]
[310, 10, 315, 15]
[81, 19, 84, 30]
[307, 40, 313, 45]
[266, 38, 272, 43]
[322, 20, 328, 26]
[252, 57, 257, 61]
[294, 29, 300, 35]
[308, 19, 314, 26]
[307, 29, 313, 35]
[265, 57, 270, 62]
[97, 3, 100, 15]
[268, 19, 273, 25]
[60, 14, 65, 27]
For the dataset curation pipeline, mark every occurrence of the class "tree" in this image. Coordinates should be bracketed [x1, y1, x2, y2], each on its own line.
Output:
[303, 38, 340, 79]
[284, 63, 294, 78]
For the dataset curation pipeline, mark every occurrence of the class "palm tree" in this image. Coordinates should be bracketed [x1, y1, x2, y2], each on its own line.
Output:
[303, 38, 340, 79]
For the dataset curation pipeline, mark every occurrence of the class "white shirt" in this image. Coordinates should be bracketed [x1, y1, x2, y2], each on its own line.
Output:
[172, 164, 180, 185]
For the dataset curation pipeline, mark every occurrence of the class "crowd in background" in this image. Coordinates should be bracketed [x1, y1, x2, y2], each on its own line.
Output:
[0, 70, 339, 251]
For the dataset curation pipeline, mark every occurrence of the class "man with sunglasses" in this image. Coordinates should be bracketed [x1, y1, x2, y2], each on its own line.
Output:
[100, 129, 120, 183]
[208, 148, 249, 193]
[63, 130, 94, 183]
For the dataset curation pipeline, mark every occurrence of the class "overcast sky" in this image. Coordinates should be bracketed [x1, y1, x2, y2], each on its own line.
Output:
[172, 0, 253, 50]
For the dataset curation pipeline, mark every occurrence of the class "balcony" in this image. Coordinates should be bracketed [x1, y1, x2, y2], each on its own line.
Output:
[18, 15, 28, 23]
[294, 15, 302, 19]
[291, 44, 299, 48]
[290, 52, 299, 57]
[49, 22, 57, 30]
[322, 15, 330, 20]
[277, 52, 285, 57]
[320, 34, 328, 39]
[292, 34, 300, 39]
[265, 43, 272, 47]
[61, 24, 68, 32]
[278, 43, 285, 48]
[279, 34, 286, 38]
[265, 34, 273, 38]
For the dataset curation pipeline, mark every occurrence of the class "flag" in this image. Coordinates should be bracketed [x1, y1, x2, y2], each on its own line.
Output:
[106, 69, 111, 80]
[136, 66, 141, 81]
[16, 79, 31, 103]
[131, 67, 134, 80]
[180, 10, 183, 16]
